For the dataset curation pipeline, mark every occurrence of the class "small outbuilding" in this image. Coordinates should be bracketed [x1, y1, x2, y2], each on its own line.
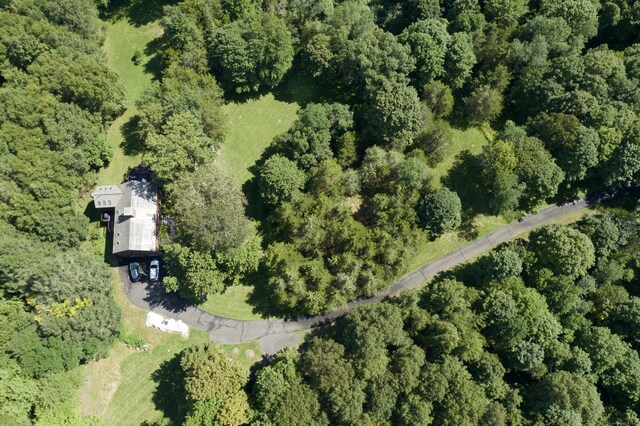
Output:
[91, 180, 160, 257]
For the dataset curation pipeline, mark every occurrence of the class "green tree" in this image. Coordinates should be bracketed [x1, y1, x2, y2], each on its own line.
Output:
[304, 1, 414, 100]
[181, 343, 246, 402]
[525, 371, 604, 425]
[211, 14, 294, 93]
[274, 103, 353, 170]
[540, 0, 599, 42]
[422, 81, 454, 118]
[258, 155, 306, 206]
[484, 0, 529, 27]
[145, 111, 216, 185]
[163, 243, 227, 302]
[300, 337, 366, 424]
[527, 113, 599, 182]
[464, 85, 504, 124]
[528, 224, 596, 278]
[362, 77, 423, 150]
[399, 19, 451, 86]
[171, 163, 251, 253]
[420, 357, 490, 426]
[444, 32, 476, 89]
[417, 188, 462, 236]
[498, 122, 564, 209]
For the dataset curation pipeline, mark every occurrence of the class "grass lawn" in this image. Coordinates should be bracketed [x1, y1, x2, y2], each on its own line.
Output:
[96, 19, 161, 186]
[78, 270, 262, 425]
[200, 94, 299, 319]
[406, 214, 508, 272]
[219, 93, 299, 184]
[200, 285, 264, 320]
[432, 127, 489, 185]
[80, 19, 264, 424]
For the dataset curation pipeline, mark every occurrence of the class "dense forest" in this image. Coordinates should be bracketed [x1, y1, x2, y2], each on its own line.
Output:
[2, 0, 640, 424]
[0, 0, 123, 423]
[148, 0, 640, 314]
[156, 205, 640, 425]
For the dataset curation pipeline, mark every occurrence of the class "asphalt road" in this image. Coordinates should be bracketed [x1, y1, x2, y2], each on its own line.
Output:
[121, 188, 635, 354]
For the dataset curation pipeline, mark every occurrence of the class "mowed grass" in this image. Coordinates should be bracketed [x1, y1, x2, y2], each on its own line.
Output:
[200, 285, 264, 320]
[79, 270, 262, 425]
[432, 127, 489, 185]
[96, 19, 161, 186]
[199, 94, 299, 319]
[219, 94, 299, 184]
[406, 126, 501, 271]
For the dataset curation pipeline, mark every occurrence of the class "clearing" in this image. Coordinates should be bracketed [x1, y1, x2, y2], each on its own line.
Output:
[200, 94, 299, 320]
[97, 19, 161, 186]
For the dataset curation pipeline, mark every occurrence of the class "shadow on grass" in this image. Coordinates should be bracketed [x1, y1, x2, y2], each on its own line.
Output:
[100, 0, 179, 26]
[272, 66, 329, 107]
[120, 115, 147, 155]
[144, 37, 167, 81]
[442, 151, 492, 234]
[151, 352, 189, 424]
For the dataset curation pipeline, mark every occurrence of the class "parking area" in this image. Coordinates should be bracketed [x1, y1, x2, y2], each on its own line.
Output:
[119, 257, 162, 285]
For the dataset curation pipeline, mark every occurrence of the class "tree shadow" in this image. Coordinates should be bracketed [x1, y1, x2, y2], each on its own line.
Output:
[272, 66, 330, 107]
[443, 151, 491, 220]
[120, 115, 147, 155]
[99, 0, 180, 26]
[144, 37, 168, 81]
[151, 352, 189, 424]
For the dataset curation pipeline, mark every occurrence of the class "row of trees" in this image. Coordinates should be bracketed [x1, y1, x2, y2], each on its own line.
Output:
[155, 206, 640, 425]
[0, 0, 124, 423]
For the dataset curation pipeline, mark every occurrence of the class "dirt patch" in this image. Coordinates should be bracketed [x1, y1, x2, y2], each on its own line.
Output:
[245, 349, 255, 358]
[78, 343, 131, 418]
[231, 347, 240, 356]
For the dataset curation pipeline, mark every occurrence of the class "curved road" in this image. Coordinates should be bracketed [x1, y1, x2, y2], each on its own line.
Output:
[122, 189, 634, 352]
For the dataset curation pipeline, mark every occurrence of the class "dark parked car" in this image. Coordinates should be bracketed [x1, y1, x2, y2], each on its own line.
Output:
[149, 259, 160, 282]
[129, 262, 141, 282]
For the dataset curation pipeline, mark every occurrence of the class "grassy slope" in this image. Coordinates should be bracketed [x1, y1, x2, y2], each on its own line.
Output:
[200, 95, 299, 320]
[406, 126, 505, 271]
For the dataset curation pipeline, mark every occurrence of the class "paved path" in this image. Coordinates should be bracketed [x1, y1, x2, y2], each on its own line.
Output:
[121, 188, 635, 352]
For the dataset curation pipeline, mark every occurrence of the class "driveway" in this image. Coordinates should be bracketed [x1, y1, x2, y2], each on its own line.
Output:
[120, 186, 638, 353]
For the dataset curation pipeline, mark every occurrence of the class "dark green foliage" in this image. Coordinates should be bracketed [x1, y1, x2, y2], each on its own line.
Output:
[273, 103, 354, 170]
[258, 155, 306, 206]
[361, 77, 423, 150]
[210, 13, 294, 93]
[399, 19, 451, 86]
[463, 85, 504, 124]
[303, 1, 414, 101]
[251, 208, 640, 424]
[525, 371, 604, 425]
[179, 343, 251, 425]
[417, 188, 462, 236]
[171, 163, 250, 253]
[0, 3, 127, 422]
[422, 81, 454, 118]
[529, 224, 596, 279]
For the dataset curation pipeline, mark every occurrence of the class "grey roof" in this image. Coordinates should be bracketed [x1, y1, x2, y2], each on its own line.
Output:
[92, 181, 159, 255]
[91, 185, 123, 208]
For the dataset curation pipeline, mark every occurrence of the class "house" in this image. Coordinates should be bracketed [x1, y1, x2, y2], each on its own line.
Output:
[91, 181, 160, 257]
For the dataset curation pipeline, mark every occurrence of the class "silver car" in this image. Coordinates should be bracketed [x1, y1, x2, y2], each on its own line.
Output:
[149, 259, 160, 282]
